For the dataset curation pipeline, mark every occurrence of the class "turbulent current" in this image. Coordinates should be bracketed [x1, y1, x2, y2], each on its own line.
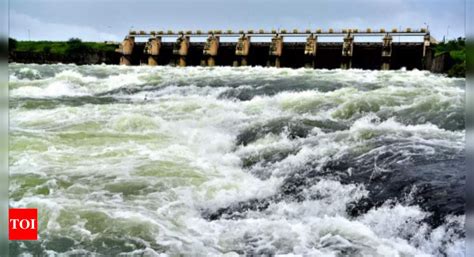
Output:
[9, 63, 465, 256]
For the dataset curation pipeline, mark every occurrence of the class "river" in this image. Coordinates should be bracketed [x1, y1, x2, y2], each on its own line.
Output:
[9, 63, 465, 256]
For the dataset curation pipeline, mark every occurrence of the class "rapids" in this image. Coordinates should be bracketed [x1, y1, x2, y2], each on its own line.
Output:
[9, 63, 465, 256]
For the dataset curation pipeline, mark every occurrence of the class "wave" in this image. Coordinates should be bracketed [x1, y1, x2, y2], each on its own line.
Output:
[9, 64, 465, 256]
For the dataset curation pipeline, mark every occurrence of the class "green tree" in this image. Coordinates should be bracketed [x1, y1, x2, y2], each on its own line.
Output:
[67, 38, 82, 44]
[65, 37, 92, 55]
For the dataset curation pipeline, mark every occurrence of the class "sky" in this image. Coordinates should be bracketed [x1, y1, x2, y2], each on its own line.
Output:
[9, 0, 465, 42]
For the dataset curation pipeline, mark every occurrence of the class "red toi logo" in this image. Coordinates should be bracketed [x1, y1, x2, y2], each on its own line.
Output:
[9, 208, 38, 240]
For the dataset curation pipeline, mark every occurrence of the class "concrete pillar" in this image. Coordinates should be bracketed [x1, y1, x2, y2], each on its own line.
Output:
[304, 34, 317, 68]
[178, 57, 187, 67]
[173, 33, 190, 67]
[235, 34, 251, 66]
[269, 33, 283, 67]
[381, 33, 392, 70]
[422, 33, 433, 70]
[423, 34, 431, 57]
[341, 33, 354, 69]
[203, 33, 219, 66]
[148, 56, 158, 66]
[145, 36, 161, 66]
[119, 56, 131, 65]
[116, 36, 135, 65]
[207, 56, 216, 66]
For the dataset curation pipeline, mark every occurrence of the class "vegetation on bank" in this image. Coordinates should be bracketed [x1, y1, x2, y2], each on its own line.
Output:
[434, 37, 465, 77]
[9, 38, 117, 56]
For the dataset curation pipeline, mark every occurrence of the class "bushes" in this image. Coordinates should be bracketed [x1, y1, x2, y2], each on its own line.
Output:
[9, 38, 119, 64]
[43, 46, 51, 54]
[435, 37, 464, 53]
[65, 37, 92, 56]
[434, 37, 466, 77]
[447, 63, 465, 78]
[12, 38, 116, 55]
[449, 49, 465, 62]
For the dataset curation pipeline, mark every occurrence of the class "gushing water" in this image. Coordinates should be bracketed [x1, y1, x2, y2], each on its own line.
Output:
[9, 63, 465, 256]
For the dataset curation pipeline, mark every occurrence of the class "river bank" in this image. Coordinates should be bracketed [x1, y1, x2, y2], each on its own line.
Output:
[8, 38, 120, 65]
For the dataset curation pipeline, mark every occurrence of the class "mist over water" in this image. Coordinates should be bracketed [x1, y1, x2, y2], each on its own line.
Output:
[9, 63, 465, 256]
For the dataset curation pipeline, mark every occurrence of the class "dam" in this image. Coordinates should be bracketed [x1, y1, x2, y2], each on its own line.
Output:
[115, 28, 437, 70]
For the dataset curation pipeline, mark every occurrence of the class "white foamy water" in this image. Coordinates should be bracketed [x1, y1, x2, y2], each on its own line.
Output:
[9, 63, 465, 256]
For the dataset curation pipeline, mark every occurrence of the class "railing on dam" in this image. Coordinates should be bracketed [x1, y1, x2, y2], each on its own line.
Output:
[115, 28, 437, 70]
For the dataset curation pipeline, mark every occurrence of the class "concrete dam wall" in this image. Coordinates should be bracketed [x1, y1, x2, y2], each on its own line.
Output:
[116, 29, 436, 70]
[127, 42, 425, 70]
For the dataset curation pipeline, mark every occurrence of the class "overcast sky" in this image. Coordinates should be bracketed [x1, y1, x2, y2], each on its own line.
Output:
[9, 0, 465, 42]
